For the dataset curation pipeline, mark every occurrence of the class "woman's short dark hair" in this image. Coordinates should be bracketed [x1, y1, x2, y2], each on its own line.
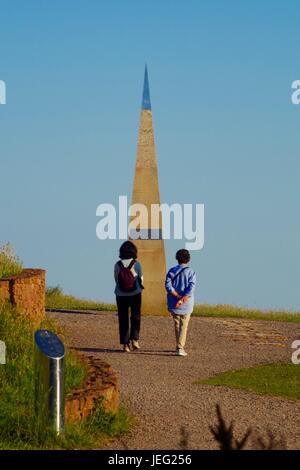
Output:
[119, 241, 138, 260]
[176, 249, 190, 264]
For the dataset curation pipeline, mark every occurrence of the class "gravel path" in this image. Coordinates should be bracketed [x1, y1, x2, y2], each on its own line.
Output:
[48, 311, 300, 449]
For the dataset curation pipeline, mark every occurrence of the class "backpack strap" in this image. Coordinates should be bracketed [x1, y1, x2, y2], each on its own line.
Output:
[118, 259, 136, 270]
[171, 267, 188, 285]
[128, 259, 136, 270]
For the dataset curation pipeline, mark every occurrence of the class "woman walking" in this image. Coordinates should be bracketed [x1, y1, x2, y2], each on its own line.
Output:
[114, 241, 144, 352]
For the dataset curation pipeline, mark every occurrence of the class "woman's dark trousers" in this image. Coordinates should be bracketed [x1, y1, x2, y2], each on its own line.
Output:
[116, 293, 141, 345]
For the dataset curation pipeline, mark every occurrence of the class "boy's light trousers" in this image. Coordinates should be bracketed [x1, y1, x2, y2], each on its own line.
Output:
[171, 313, 191, 349]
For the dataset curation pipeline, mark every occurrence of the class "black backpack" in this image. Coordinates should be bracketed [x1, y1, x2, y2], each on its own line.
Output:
[117, 260, 137, 292]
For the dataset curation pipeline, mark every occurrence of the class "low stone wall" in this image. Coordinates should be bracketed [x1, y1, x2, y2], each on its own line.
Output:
[0, 269, 46, 325]
[65, 354, 119, 422]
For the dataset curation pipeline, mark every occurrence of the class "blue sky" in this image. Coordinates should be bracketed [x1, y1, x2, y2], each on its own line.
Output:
[0, 0, 300, 310]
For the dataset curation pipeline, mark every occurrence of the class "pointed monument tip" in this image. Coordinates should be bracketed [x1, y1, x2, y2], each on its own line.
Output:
[142, 64, 151, 110]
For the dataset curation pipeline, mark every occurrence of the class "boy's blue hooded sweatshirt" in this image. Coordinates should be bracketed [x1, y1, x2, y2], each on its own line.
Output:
[165, 264, 196, 315]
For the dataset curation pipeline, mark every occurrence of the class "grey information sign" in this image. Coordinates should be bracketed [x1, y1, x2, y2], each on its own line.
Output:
[34, 329, 65, 436]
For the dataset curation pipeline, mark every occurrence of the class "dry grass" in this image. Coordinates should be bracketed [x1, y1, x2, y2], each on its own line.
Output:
[0, 243, 23, 279]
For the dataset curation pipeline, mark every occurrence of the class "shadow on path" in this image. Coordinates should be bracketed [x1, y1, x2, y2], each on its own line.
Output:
[46, 308, 114, 316]
[72, 346, 176, 357]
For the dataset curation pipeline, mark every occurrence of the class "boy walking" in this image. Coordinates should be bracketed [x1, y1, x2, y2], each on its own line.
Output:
[165, 249, 196, 356]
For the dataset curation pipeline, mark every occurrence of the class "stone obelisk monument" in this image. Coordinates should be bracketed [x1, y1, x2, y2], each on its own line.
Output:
[130, 65, 167, 315]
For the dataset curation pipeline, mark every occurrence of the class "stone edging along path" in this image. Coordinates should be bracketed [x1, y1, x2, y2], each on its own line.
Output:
[65, 353, 119, 422]
[48, 310, 300, 449]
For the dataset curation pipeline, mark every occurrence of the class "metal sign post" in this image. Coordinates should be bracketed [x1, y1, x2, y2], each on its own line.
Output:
[34, 329, 65, 436]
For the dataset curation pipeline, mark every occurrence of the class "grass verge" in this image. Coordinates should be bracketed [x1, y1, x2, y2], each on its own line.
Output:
[0, 304, 132, 449]
[46, 286, 116, 312]
[46, 287, 300, 324]
[196, 363, 300, 400]
[193, 304, 300, 323]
